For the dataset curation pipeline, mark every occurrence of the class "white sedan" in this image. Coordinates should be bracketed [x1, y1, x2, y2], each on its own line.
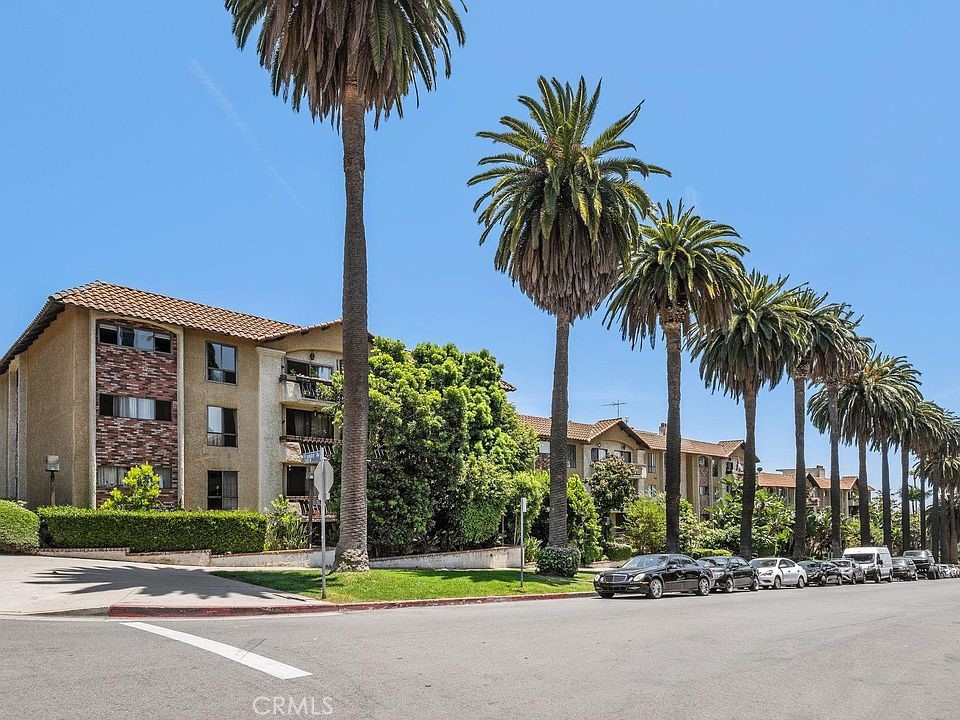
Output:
[750, 557, 807, 589]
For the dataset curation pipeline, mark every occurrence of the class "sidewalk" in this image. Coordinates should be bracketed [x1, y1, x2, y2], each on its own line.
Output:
[0, 554, 328, 617]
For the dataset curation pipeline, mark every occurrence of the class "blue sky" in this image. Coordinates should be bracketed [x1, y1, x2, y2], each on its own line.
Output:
[2, 2, 958, 483]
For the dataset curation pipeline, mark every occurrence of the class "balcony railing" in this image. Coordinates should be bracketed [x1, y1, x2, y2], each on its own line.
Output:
[280, 373, 336, 404]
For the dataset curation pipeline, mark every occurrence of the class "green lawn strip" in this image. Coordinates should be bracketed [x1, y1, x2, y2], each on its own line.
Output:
[213, 569, 595, 604]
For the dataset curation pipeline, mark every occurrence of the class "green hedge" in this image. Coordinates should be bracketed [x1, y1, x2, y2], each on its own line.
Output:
[0, 500, 39, 553]
[537, 545, 581, 578]
[38, 507, 267, 554]
[690, 547, 732, 558]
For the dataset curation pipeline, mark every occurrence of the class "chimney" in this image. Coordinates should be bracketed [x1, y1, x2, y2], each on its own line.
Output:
[659, 422, 667, 436]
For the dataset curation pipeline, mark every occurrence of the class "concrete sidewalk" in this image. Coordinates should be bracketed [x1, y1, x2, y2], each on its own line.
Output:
[0, 554, 327, 617]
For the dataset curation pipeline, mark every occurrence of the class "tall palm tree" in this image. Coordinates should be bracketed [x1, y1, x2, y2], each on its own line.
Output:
[690, 271, 804, 558]
[810, 353, 921, 549]
[470, 77, 667, 550]
[604, 201, 746, 552]
[226, 0, 466, 570]
[897, 400, 946, 551]
[786, 290, 862, 558]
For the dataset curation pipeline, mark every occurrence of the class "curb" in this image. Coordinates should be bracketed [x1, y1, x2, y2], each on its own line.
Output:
[107, 591, 596, 619]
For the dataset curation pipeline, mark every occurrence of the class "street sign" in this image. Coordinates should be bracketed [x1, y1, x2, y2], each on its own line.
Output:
[302, 449, 325, 466]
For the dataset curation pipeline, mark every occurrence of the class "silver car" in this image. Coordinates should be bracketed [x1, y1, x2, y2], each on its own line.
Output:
[831, 558, 866, 584]
[750, 557, 808, 589]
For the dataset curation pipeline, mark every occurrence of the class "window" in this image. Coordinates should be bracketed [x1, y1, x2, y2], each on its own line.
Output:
[779, 559, 795, 568]
[207, 471, 238, 510]
[712, 459, 720, 478]
[699, 485, 710, 497]
[207, 407, 238, 447]
[99, 394, 172, 421]
[567, 444, 577, 469]
[285, 408, 333, 439]
[96, 466, 128, 488]
[156, 467, 172, 489]
[725, 461, 735, 475]
[206, 342, 237, 384]
[647, 452, 657, 473]
[285, 466, 309, 496]
[590, 447, 608, 462]
[285, 359, 333, 381]
[538, 440, 550, 455]
[614, 450, 632, 464]
[98, 323, 171, 353]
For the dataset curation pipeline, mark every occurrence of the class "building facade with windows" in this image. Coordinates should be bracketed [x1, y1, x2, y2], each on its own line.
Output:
[759, 466, 864, 515]
[0, 281, 343, 511]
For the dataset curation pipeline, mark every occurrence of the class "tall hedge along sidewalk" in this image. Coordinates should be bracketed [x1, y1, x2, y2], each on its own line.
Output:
[38, 507, 266, 555]
[0, 500, 40, 553]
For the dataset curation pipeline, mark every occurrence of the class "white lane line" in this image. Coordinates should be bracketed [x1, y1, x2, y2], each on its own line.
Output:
[124, 621, 312, 680]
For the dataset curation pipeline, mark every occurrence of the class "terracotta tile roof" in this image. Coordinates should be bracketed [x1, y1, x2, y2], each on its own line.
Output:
[809, 475, 858, 492]
[632, 429, 745, 458]
[518, 414, 650, 448]
[1, 281, 340, 373]
[757, 471, 797, 489]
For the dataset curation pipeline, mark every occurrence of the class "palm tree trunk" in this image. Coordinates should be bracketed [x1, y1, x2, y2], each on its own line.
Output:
[548, 310, 571, 548]
[740, 383, 758, 559]
[900, 446, 911, 552]
[663, 321, 682, 553]
[881, 441, 892, 551]
[335, 78, 370, 571]
[792, 373, 807, 559]
[940, 486, 949, 562]
[827, 381, 842, 556]
[949, 486, 958, 564]
[920, 460, 927, 550]
[857, 437, 870, 546]
[931, 483, 941, 561]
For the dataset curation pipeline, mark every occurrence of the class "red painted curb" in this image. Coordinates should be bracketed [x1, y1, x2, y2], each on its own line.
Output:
[107, 591, 596, 619]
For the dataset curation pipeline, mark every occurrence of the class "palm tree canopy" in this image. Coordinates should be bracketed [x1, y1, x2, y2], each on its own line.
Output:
[469, 77, 669, 319]
[604, 200, 747, 348]
[790, 289, 869, 382]
[225, 0, 466, 124]
[899, 400, 952, 454]
[809, 352, 922, 446]
[689, 270, 805, 398]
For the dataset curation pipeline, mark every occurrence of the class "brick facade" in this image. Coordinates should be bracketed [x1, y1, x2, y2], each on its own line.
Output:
[95, 320, 178, 505]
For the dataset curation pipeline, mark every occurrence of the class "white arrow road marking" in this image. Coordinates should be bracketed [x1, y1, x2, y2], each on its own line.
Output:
[124, 622, 312, 680]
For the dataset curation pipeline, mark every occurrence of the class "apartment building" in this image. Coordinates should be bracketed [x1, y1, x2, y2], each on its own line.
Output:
[758, 465, 863, 514]
[0, 282, 342, 511]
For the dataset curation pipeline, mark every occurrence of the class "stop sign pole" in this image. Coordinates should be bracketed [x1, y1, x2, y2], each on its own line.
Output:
[302, 449, 331, 601]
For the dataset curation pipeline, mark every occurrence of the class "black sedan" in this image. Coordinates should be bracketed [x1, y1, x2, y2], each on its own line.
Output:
[594, 554, 713, 599]
[696, 556, 760, 592]
[799, 560, 844, 586]
[891, 557, 919, 581]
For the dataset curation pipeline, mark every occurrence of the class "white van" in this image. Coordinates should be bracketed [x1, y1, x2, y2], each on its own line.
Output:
[843, 546, 894, 583]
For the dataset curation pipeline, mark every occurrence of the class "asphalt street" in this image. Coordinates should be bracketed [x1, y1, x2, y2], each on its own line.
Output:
[2, 578, 959, 720]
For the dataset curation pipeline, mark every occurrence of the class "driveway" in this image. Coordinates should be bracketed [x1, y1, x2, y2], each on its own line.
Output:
[0, 554, 322, 616]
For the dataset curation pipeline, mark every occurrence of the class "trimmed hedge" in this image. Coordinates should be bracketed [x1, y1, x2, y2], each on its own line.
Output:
[690, 547, 732, 558]
[0, 500, 39, 553]
[604, 541, 634, 562]
[38, 507, 267, 555]
[537, 545, 581, 578]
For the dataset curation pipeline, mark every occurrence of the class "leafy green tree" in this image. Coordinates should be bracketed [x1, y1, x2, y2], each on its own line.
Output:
[587, 457, 639, 539]
[622, 494, 666, 553]
[457, 457, 510, 547]
[690, 272, 804, 558]
[227, 0, 466, 571]
[100, 465, 161, 511]
[503, 470, 549, 545]
[605, 201, 745, 552]
[701, 478, 793, 557]
[471, 77, 667, 551]
[565, 476, 603, 564]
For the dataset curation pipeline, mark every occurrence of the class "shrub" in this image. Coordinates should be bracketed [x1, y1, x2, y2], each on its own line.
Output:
[690, 547, 732, 558]
[38, 507, 266, 554]
[566, 476, 603, 564]
[523, 536, 542, 565]
[0, 500, 39, 553]
[623, 495, 666, 553]
[537, 545, 581, 578]
[458, 457, 510, 547]
[99, 464, 161, 511]
[264, 496, 308, 551]
[604, 540, 634, 562]
[503, 470, 549, 545]
[587, 457, 638, 538]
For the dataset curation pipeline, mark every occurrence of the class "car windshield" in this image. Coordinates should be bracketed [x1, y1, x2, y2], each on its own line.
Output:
[622, 555, 670, 569]
[833, 560, 850, 567]
[750, 558, 778, 568]
[904, 551, 923, 557]
[799, 561, 817, 568]
[893, 558, 907, 565]
[697, 559, 722, 568]
[846, 554, 875, 563]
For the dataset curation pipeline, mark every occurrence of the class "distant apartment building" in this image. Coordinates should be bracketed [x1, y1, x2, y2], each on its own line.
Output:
[0, 282, 343, 511]
[758, 465, 863, 514]
[519, 415, 746, 515]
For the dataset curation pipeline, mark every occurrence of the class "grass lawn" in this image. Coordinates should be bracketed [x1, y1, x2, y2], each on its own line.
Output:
[213, 568, 596, 604]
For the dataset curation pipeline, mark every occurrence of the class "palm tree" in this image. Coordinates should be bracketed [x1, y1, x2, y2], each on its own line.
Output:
[786, 290, 862, 558]
[604, 201, 745, 552]
[918, 411, 960, 562]
[470, 77, 667, 550]
[810, 353, 921, 549]
[226, 0, 466, 571]
[690, 271, 804, 558]
[897, 400, 946, 552]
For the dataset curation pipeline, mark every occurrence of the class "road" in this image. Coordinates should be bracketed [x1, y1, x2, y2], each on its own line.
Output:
[2, 578, 959, 720]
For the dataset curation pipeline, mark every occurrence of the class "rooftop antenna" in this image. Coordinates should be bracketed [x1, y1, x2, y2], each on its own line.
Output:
[603, 400, 628, 418]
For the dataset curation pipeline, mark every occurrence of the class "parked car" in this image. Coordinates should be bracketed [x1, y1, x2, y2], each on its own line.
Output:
[594, 554, 713, 599]
[750, 557, 807, 589]
[891, 557, 919, 581]
[799, 560, 844, 586]
[830, 557, 866, 584]
[903, 549, 936, 578]
[696, 556, 760, 592]
[843, 546, 894, 583]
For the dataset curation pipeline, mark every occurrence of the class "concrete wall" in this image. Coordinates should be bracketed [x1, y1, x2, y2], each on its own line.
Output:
[371, 546, 522, 570]
[0, 371, 7, 497]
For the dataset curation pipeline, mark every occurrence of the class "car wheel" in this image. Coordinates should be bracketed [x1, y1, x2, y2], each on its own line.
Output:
[597, 592, 615, 599]
[797, 576, 806, 589]
[820, 576, 827, 587]
[750, 577, 760, 592]
[724, 577, 735, 593]
[647, 578, 663, 600]
[874, 571, 882, 584]
[696, 577, 711, 596]
[773, 576, 782, 590]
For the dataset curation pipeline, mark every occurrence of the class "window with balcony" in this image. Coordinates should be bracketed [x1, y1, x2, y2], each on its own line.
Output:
[285, 408, 333, 439]
[590, 447, 608, 462]
[285, 466, 310, 496]
[207, 470, 238, 510]
[206, 342, 237, 384]
[285, 359, 333, 380]
[99, 394, 172, 421]
[98, 323, 171, 353]
[647, 452, 657, 473]
[207, 407, 238, 447]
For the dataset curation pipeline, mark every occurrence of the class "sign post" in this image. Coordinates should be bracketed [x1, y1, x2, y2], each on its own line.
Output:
[45, 456, 60, 507]
[302, 449, 332, 601]
[519, 496, 527, 591]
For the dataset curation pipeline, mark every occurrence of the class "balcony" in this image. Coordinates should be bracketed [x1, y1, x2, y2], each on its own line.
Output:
[281, 435, 336, 464]
[625, 464, 647, 480]
[280, 373, 336, 406]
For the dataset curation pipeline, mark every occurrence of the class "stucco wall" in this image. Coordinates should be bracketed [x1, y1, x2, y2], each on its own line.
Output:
[0, 371, 8, 497]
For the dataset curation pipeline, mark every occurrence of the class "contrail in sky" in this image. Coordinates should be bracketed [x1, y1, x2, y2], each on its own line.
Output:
[191, 59, 314, 219]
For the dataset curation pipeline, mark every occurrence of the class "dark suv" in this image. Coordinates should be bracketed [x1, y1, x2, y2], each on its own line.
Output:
[697, 556, 760, 592]
[903, 549, 936, 578]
